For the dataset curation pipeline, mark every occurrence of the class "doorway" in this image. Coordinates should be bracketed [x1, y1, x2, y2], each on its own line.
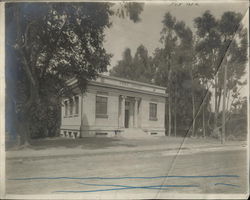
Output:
[125, 101, 130, 128]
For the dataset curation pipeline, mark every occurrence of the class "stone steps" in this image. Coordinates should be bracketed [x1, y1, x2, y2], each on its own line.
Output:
[119, 128, 150, 138]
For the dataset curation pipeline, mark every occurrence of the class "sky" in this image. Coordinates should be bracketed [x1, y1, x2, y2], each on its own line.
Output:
[103, 1, 249, 100]
[104, 1, 248, 69]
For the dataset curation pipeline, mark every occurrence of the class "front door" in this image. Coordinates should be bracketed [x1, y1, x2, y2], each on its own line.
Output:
[125, 101, 130, 128]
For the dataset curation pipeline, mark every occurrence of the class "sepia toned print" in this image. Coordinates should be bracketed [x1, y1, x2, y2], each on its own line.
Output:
[1, 0, 249, 199]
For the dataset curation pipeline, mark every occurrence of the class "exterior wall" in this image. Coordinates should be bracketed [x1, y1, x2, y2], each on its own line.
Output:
[81, 92, 96, 127]
[80, 86, 120, 137]
[94, 93, 119, 129]
[140, 95, 166, 136]
[60, 95, 81, 137]
[60, 76, 167, 138]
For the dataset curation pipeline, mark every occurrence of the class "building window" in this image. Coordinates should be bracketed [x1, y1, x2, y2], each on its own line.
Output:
[69, 98, 73, 116]
[96, 95, 108, 118]
[64, 101, 68, 116]
[75, 96, 79, 115]
[149, 103, 157, 121]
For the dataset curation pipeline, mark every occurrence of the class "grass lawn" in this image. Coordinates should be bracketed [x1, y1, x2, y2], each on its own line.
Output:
[6, 135, 246, 154]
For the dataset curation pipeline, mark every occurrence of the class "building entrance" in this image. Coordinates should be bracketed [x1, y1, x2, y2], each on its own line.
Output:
[125, 101, 130, 128]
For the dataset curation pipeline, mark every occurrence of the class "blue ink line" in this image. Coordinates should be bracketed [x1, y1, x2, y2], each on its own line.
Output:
[77, 182, 199, 188]
[53, 187, 145, 193]
[9, 174, 240, 181]
[80, 185, 167, 190]
[53, 183, 200, 193]
[215, 183, 240, 187]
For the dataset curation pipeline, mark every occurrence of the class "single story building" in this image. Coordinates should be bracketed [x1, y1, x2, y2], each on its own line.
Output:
[60, 75, 167, 138]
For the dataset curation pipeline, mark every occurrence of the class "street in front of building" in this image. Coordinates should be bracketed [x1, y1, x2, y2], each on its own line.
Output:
[6, 137, 247, 197]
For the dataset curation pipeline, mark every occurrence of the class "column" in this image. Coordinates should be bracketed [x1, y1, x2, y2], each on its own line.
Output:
[120, 95, 125, 128]
[134, 98, 139, 128]
[80, 94, 84, 135]
[129, 102, 133, 128]
[72, 96, 76, 116]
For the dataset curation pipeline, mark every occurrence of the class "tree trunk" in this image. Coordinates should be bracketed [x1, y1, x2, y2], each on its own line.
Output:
[202, 87, 206, 138]
[18, 116, 31, 146]
[167, 57, 172, 137]
[221, 63, 227, 144]
[226, 89, 231, 111]
[16, 79, 39, 145]
[174, 84, 177, 137]
[191, 92, 196, 137]
[202, 104, 206, 138]
[217, 88, 222, 113]
[214, 74, 218, 131]
[168, 91, 172, 136]
[15, 5, 40, 146]
[189, 69, 195, 137]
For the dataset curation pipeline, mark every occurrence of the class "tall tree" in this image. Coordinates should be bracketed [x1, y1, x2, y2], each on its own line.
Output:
[155, 13, 195, 137]
[132, 45, 155, 83]
[5, 2, 144, 145]
[194, 11, 221, 133]
[110, 45, 155, 84]
[174, 20, 197, 137]
[194, 10, 247, 142]
[109, 48, 134, 79]
[116, 2, 144, 23]
[157, 13, 177, 136]
[219, 12, 247, 143]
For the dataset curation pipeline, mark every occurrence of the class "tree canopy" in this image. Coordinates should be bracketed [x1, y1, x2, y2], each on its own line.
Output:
[110, 10, 247, 140]
[5, 2, 144, 145]
[5, 3, 247, 144]
[194, 10, 247, 139]
[110, 45, 155, 84]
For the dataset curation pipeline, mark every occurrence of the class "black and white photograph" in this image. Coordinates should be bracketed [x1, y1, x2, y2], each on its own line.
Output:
[1, 0, 249, 199]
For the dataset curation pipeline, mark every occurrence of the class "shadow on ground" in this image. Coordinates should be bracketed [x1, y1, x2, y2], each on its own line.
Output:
[27, 137, 137, 150]
[7, 136, 245, 152]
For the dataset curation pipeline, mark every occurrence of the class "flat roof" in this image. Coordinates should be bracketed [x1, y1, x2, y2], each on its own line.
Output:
[67, 75, 167, 97]
[99, 75, 167, 90]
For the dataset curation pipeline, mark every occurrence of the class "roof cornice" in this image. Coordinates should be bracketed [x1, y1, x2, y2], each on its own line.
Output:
[99, 75, 166, 90]
[89, 81, 168, 98]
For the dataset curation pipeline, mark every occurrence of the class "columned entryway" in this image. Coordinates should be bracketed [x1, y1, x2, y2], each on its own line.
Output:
[119, 95, 140, 128]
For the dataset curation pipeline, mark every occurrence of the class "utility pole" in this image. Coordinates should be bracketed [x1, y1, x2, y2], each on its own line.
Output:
[221, 62, 227, 144]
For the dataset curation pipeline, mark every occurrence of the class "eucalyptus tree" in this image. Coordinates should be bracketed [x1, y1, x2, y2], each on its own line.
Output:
[194, 11, 217, 137]
[110, 45, 155, 84]
[5, 2, 144, 145]
[194, 11, 221, 134]
[156, 12, 178, 136]
[194, 10, 247, 142]
[155, 12, 196, 136]
[109, 48, 134, 80]
[219, 11, 247, 143]
[131, 45, 155, 83]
